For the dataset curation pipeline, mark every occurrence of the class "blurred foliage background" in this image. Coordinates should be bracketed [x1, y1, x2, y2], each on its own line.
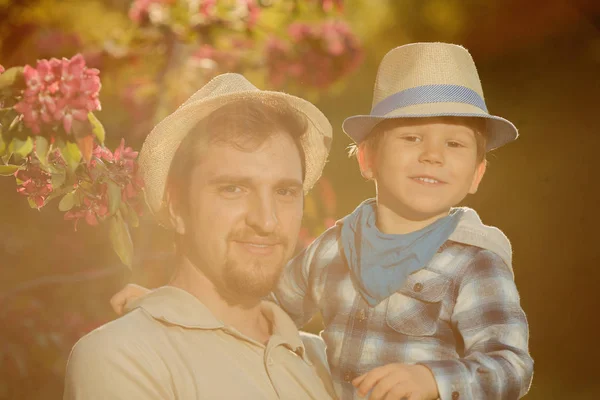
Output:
[1, 0, 599, 399]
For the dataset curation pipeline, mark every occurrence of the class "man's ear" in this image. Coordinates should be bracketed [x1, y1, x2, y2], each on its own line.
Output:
[468, 159, 487, 194]
[357, 144, 374, 180]
[166, 195, 186, 235]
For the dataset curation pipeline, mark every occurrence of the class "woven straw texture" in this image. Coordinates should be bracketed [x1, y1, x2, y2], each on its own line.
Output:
[343, 42, 518, 150]
[138, 73, 333, 225]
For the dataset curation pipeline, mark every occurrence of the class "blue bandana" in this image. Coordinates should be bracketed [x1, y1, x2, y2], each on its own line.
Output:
[340, 199, 463, 306]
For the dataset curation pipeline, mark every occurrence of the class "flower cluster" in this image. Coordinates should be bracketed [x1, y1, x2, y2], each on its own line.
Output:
[14, 54, 101, 135]
[64, 140, 144, 230]
[129, 0, 261, 31]
[266, 20, 362, 89]
[14, 157, 53, 208]
[312, 0, 344, 12]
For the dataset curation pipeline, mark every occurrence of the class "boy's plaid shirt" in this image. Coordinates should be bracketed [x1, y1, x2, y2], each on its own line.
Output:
[272, 225, 533, 400]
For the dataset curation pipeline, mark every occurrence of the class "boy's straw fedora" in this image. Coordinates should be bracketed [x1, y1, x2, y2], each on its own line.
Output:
[138, 73, 333, 224]
[342, 42, 518, 150]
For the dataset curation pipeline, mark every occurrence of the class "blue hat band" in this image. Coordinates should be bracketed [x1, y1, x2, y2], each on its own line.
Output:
[371, 84, 488, 116]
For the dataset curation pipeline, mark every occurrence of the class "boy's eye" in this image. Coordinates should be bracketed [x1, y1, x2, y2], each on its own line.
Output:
[447, 141, 465, 148]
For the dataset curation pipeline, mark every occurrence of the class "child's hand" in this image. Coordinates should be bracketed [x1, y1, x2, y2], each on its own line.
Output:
[352, 363, 438, 400]
[109, 283, 151, 315]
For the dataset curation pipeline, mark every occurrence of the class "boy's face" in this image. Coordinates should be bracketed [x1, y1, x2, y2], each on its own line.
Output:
[361, 117, 486, 221]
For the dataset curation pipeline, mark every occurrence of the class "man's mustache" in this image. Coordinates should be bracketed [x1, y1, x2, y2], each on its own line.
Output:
[228, 231, 289, 247]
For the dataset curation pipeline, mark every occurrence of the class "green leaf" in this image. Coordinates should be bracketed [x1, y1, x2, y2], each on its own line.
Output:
[58, 191, 76, 211]
[0, 66, 24, 91]
[51, 169, 66, 188]
[27, 197, 40, 209]
[107, 180, 122, 216]
[109, 212, 133, 268]
[120, 201, 139, 228]
[9, 137, 34, 158]
[88, 112, 105, 144]
[35, 136, 49, 165]
[0, 164, 19, 176]
[0, 133, 5, 156]
[8, 115, 21, 132]
[60, 140, 82, 172]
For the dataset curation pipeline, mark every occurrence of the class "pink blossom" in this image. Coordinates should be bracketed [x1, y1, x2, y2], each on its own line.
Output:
[199, 0, 217, 18]
[14, 54, 102, 136]
[14, 160, 53, 208]
[244, 0, 261, 29]
[64, 184, 109, 230]
[129, 0, 174, 23]
[266, 21, 362, 89]
[0, 64, 4, 74]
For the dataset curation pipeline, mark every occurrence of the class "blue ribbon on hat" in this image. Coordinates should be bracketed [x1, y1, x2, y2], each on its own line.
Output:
[371, 84, 488, 116]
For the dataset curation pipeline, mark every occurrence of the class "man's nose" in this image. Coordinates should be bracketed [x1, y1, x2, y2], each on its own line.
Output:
[246, 192, 278, 234]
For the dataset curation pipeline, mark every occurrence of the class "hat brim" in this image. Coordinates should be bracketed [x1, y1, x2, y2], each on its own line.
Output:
[343, 112, 518, 151]
[139, 90, 332, 226]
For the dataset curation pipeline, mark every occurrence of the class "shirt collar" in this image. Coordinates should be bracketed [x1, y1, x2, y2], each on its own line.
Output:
[126, 286, 308, 360]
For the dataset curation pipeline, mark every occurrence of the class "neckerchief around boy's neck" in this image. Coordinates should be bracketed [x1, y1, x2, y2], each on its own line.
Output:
[339, 199, 464, 307]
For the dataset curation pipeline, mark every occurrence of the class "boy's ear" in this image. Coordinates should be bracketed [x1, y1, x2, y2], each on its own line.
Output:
[357, 144, 375, 180]
[468, 159, 487, 194]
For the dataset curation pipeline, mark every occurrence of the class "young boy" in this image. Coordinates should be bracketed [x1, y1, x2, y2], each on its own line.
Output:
[112, 43, 533, 400]
[271, 42, 533, 400]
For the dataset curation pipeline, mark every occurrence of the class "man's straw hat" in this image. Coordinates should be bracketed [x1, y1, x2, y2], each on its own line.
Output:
[138, 73, 333, 224]
[343, 42, 518, 150]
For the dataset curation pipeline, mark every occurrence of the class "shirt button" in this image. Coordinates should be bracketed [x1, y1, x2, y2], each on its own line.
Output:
[452, 391, 460, 399]
[344, 371, 353, 382]
[357, 309, 367, 321]
[413, 282, 424, 292]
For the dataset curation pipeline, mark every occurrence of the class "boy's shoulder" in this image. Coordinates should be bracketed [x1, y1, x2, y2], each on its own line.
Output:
[431, 241, 514, 287]
[449, 207, 513, 273]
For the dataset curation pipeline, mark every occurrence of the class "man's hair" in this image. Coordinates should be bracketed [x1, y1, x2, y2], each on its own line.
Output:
[347, 117, 488, 163]
[165, 97, 308, 218]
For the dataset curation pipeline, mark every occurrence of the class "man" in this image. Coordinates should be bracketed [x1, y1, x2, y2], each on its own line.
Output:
[64, 73, 337, 399]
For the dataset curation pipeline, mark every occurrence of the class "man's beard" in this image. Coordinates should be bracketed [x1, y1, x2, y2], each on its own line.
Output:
[222, 256, 285, 299]
[220, 228, 290, 299]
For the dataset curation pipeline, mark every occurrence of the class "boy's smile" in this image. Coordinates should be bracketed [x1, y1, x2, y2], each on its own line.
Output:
[363, 117, 487, 231]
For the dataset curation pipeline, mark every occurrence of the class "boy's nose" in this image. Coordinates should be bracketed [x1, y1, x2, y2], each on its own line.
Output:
[418, 143, 444, 165]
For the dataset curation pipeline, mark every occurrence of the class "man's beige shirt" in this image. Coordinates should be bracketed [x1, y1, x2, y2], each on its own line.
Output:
[64, 286, 337, 399]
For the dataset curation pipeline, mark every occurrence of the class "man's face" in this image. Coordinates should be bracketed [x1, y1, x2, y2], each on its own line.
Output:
[369, 117, 486, 221]
[180, 132, 304, 300]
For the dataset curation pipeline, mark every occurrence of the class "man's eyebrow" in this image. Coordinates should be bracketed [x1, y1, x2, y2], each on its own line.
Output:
[276, 178, 303, 189]
[207, 175, 253, 186]
[207, 175, 303, 188]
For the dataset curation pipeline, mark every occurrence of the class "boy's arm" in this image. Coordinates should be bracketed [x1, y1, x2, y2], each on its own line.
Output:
[270, 227, 337, 327]
[419, 249, 534, 400]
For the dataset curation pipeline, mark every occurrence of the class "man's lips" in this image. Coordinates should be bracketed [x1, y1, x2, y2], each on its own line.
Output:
[232, 239, 283, 255]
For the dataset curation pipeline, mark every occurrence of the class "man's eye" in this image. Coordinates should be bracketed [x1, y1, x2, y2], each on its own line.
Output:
[277, 188, 299, 197]
[220, 185, 242, 194]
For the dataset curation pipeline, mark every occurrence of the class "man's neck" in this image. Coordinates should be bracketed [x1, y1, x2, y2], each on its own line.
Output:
[169, 256, 272, 344]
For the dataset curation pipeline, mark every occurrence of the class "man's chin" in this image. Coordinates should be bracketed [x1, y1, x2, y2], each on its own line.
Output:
[224, 261, 284, 299]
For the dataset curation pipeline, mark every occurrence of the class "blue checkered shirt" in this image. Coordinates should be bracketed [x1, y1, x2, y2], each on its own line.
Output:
[272, 224, 533, 400]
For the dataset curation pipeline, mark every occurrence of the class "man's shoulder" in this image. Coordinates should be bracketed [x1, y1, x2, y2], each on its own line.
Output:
[70, 308, 163, 359]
